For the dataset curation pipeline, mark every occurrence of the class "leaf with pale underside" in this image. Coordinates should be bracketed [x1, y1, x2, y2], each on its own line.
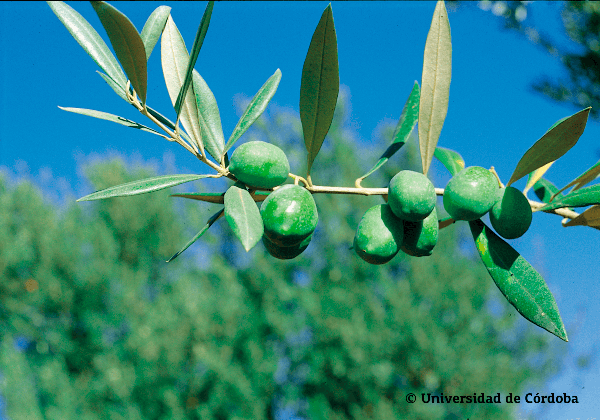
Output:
[564, 205, 600, 228]
[167, 209, 223, 262]
[47, 1, 127, 89]
[192, 70, 225, 162]
[433, 146, 464, 176]
[524, 162, 554, 196]
[171, 191, 269, 204]
[300, 3, 339, 178]
[174, 1, 214, 120]
[77, 174, 212, 202]
[553, 159, 600, 198]
[97, 71, 128, 101]
[161, 15, 203, 154]
[419, 0, 451, 176]
[225, 69, 283, 155]
[358, 82, 420, 182]
[91, 1, 148, 104]
[539, 183, 600, 211]
[507, 108, 591, 187]
[140, 5, 171, 59]
[58, 106, 168, 139]
[224, 184, 264, 251]
[469, 219, 568, 341]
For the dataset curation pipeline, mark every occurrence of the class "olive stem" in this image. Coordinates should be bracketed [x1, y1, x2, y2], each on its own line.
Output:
[489, 166, 505, 188]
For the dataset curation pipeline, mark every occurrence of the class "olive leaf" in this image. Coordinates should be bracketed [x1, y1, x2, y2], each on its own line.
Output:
[171, 191, 269, 204]
[192, 70, 225, 162]
[300, 3, 339, 178]
[507, 107, 591, 187]
[47, 1, 127, 89]
[523, 162, 554, 196]
[433, 146, 464, 176]
[161, 15, 203, 154]
[97, 71, 128, 101]
[224, 69, 283, 155]
[469, 219, 568, 341]
[553, 159, 600, 198]
[167, 208, 223, 262]
[357, 82, 420, 183]
[140, 5, 171, 60]
[91, 1, 148, 104]
[174, 1, 214, 121]
[224, 184, 264, 252]
[532, 178, 563, 204]
[539, 183, 600, 211]
[563, 205, 600, 228]
[419, 0, 451, 176]
[58, 106, 168, 139]
[77, 174, 213, 202]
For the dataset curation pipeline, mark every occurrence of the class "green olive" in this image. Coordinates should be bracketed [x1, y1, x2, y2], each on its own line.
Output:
[228, 141, 290, 189]
[388, 170, 436, 222]
[354, 204, 404, 265]
[489, 187, 532, 239]
[260, 184, 318, 246]
[401, 208, 438, 257]
[443, 166, 499, 221]
[263, 234, 312, 260]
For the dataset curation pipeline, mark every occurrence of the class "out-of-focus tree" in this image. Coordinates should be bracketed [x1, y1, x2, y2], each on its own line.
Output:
[0, 93, 564, 420]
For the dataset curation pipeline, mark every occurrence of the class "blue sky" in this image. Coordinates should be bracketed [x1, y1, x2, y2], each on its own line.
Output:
[1, 1, 599, 418]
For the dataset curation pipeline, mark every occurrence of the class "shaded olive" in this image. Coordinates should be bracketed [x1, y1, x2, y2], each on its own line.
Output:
[489, 187, 532, 239]
[228, 141, 290, 189]
[388, 170, 436, 222]
[260, 184, 318, 246]
[401, 208, 438, 257]
[263, 234, 312, 260]
[354, 204, 404, 265]
[443, 166, 499, 221]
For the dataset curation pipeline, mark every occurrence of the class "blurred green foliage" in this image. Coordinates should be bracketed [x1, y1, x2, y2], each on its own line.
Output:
[0, 93, 563, 419]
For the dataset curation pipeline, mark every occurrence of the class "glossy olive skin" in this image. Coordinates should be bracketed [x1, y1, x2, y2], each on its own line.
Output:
[489, 187, 532, 239]
[401, 208, 438, 257]
[260, 184, 318, 246]
[443, 166, 499, 221]
[354, 204, 404, 265]
[388, 170, 436, 222]
[263, 234, 312, 260]
[228, 141, 290, 189]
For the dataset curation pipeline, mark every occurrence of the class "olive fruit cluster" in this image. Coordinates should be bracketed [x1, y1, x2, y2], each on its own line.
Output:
[443, 166, 532, 239]
[354, 170, 439, 264]
[229, 141, 318, 259]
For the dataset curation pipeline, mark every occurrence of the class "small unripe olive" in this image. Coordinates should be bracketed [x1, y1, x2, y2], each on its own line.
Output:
[260, 184, 318, 247]
[228, 141, 290, 189]
[263, 234, 312, 260]
[388, 170, 436, 222]
[401, 208, 438, 257]
[354, 204, 404, 265]
[443, 166, 499, 221]
[489, 187, 532, 239]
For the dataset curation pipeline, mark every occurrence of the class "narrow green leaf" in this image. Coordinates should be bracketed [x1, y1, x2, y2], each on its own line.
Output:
[469, 219, 568, 341]
[77, 174, 212, 202]
[171, 191, 269, 204]
[564, 205, 600, 228]
[192, 70, 225, 161]
[161, 15, 203, 154]
[224, 69, 283, 155]
[433, 146, 464, 176]
[539, 183, 600, 211]
[224, 184, 264, 251]
[555, 159, 600, 198]
[174, 1, 214, 118]
[358, 82, 420, 182]
[532, 178, 562, 204]
[91, 1, 148, 104]
[58, 106, 168, 139]
[140, 5, 171, 60]
[507, 108, 591, 186]
[145, 105, 195, 147]
[167, 208, 223, 262]
[97, 71, 128, 101]
[47, 1, 126, 88]
[523, 162, 554, 196]
[300, 3, 340, 178]
[419, 0, 452, 176]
